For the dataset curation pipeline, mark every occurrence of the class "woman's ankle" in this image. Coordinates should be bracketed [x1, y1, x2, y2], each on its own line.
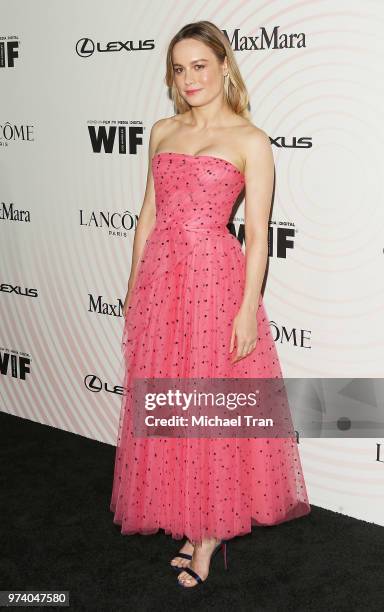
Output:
[194, 536, 220, 549]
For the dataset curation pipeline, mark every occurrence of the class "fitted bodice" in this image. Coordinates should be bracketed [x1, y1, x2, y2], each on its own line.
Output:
[133, 152, 245, 295]
[152, 152, 245, 232]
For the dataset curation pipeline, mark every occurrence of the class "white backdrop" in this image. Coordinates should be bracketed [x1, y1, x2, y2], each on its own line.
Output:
[1, 0, 384, 526]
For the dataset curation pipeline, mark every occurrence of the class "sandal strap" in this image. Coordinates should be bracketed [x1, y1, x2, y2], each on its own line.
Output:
[176, 552, 192, 560]
[180, 566, 203, 584]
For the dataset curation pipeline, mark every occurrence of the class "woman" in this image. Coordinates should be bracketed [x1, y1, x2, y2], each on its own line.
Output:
[110, 20, 311, 589]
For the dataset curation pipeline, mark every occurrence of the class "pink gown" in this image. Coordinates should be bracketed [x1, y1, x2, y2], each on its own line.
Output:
[110, 151, 311, 542]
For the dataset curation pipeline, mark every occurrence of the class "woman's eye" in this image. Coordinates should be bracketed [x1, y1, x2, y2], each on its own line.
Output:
[173, 65, 204, 74]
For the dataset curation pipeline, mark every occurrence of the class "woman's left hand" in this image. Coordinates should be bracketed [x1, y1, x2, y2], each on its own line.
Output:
[229, 305, 258, 364]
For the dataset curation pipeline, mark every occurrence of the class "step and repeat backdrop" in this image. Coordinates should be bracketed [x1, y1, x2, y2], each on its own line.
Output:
[1, 1, 384, 525]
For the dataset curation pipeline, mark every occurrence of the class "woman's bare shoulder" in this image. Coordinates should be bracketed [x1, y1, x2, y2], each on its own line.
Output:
[149, 114, 183, 146]
[151, 115, 174, 135]
[240, 122, 272, 155]
[228, 119, 271, 170]
[152, 113, 188, 129]
[236, 116, 269, 138]
[238, 124, 273, 177]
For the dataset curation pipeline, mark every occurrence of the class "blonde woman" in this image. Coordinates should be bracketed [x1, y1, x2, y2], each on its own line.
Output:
[110, 20, 311, 589]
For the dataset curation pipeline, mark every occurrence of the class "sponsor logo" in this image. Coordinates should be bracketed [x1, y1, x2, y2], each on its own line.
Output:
[0, 350, 31, 379]
[76, 37, 155, 58]
[0, 36, 19, 67]
[0, 202, 31, 222]
[223, 26, 306, 50]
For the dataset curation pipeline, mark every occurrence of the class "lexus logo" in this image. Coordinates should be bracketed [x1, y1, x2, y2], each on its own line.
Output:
[76, 37, 155, 58]
[84, 374, 124, 395]
[76, 37, 95, 58]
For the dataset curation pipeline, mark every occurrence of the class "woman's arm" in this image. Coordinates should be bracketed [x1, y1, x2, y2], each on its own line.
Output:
[126, 120, 163, 292]
[230, 128, 275, 362]
[242, 128, 274, 310]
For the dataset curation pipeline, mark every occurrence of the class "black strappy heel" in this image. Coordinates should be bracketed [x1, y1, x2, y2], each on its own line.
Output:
[177, 540, 228, 588]
[170, 540, 194, 572]
[170, 551, 193, 572]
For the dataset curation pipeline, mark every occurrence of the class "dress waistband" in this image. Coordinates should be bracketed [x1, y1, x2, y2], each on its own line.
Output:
[154, 222, 228, 235]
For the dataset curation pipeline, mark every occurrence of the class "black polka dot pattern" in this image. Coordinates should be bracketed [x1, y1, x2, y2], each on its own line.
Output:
[110, 152, 311, 542]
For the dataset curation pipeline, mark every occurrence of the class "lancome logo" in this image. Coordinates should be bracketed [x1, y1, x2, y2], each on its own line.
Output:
[88, 123, 143, 154]
[80, 209, 138, 235]
[1, 202, 31, 222]
[223, 26, 306, 50]
[0, 122, 34, 146]
[270, 322, 312, 349]
[76, 37, 155, 58]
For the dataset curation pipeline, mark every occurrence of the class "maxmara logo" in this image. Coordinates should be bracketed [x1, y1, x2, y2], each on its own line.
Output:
[88, 122, 143, 154]
[1, 202, 31, 222]
[76, 37, 155, 58]
[223, 26, 306, 50]
[88, 294, 123, 317]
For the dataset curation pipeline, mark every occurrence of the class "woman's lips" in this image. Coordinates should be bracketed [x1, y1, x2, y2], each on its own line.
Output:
[185, 89, 202, 95]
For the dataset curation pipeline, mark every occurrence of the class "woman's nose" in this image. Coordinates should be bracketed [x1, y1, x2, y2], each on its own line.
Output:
[184, 69, 195, 85]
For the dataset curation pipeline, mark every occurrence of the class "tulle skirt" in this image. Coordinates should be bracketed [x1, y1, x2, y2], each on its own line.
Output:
[110, 232, 311, 541]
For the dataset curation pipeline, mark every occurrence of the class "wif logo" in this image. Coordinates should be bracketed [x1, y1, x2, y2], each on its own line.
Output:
[0, 350, 31, 380]
[0, 38, 19, 67]
[228, 222, 296, 258]
[88, 124, 143, 154]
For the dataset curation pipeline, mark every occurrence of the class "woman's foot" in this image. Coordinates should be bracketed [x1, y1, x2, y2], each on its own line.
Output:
[170, 539, 194, 569]
[177, 537, 221, 587]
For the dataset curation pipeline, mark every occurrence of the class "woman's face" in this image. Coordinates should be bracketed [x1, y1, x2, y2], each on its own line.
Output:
[171, 38, 227, 106]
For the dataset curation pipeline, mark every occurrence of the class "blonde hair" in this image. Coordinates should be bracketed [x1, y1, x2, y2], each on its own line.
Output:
[165, 21, 251, 120]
